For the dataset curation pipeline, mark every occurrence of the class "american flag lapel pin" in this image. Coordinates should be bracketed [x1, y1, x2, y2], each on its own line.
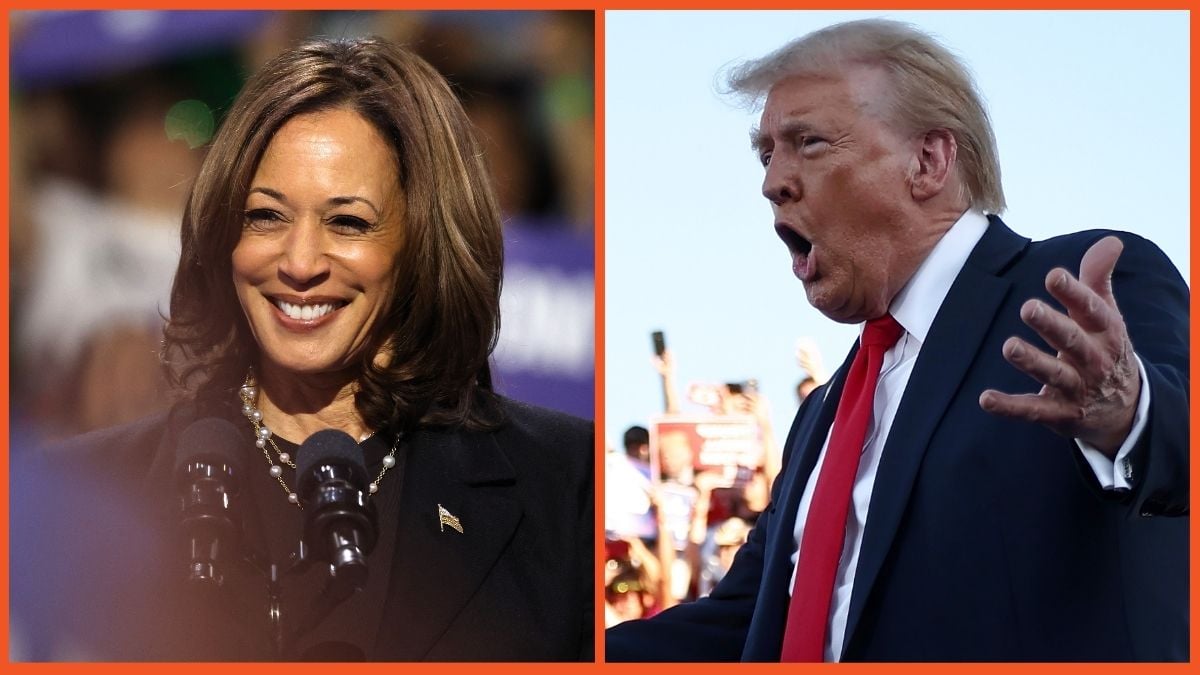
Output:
[438, 504, 463, 533]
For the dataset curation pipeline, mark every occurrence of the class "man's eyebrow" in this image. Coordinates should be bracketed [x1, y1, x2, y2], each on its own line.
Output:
[750, 119, 814, 155]
[750, 125, 772, 155]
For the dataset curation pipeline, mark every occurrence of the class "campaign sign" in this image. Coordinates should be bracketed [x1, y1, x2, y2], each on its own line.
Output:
[649, 415, 763, 483]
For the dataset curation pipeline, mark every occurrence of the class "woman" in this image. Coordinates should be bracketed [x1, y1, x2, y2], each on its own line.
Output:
[17, 38, 593, 661]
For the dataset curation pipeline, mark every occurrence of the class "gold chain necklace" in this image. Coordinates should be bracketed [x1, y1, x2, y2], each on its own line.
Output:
[238, 371, 398, 509]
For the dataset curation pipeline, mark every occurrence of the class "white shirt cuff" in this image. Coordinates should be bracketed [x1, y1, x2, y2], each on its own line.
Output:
[1076, 354, 1149, 491]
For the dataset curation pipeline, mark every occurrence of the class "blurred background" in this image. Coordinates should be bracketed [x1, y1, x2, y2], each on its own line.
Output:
[9, 10, 595, 446]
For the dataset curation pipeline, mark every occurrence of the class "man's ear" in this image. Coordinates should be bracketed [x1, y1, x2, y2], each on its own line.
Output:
[909, 128, 957, 201]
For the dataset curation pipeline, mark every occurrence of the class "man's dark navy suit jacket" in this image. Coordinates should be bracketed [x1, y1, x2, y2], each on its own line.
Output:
[607, 217, 1188, 661]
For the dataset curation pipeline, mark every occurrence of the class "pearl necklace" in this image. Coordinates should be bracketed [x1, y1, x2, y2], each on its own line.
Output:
[238, 373, 398, 509]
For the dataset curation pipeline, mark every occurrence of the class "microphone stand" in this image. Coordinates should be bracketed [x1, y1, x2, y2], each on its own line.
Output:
[188, 542, 362, 660]
[267, 563, 284, 660]
[186, 431, 377, 659]
[193, 523, 372, 657]
[255, 536, 367, 659]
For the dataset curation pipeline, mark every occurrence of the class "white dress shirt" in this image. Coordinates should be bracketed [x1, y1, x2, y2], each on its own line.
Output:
[786, 210, 1147, 661]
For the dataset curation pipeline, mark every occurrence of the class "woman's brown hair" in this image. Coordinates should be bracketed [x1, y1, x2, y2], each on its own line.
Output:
[163, 37, 504, 431]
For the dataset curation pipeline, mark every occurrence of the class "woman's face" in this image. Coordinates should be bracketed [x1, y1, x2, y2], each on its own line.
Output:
[232, 106, 405, 379]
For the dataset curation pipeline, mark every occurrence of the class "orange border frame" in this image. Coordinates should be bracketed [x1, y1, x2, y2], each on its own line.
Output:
[3, 2, 1196, 673]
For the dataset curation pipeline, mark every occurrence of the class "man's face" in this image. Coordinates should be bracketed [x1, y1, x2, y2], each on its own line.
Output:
[756, 66, 929, 324]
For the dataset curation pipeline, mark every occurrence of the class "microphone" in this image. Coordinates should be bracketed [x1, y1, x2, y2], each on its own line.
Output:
[295, 430, 378, 590]
[174, 417, 245, 585]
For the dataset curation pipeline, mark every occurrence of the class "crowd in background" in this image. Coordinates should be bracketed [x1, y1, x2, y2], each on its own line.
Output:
[605, 338, 827, 626]
[11, 10, 595, 440]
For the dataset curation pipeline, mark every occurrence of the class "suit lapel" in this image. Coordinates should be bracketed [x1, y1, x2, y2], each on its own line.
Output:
[379, 425, 521, 660]
[771, 343, 856, 544]
[840, 216, 1029, 658]
[743, 345, 855, 660]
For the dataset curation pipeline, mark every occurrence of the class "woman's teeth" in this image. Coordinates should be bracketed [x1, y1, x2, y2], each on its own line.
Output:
[276, 300, 337, 321]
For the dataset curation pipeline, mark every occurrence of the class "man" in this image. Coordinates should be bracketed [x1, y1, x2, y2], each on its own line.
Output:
[606, 19, 1188, 662]
[623, 425, 652, 468]
[795, 375, 818, 404]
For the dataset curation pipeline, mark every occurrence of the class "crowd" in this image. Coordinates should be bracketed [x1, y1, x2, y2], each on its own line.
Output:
[605, 338, 826, 625]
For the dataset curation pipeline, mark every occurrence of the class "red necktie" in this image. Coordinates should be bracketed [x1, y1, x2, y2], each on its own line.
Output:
[780, 314, 905, 662]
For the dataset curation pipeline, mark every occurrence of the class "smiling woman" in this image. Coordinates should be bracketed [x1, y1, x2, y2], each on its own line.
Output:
[232, 109, 405, 393]
[19, 38, 593, 662]
[167, 39, 507, 437]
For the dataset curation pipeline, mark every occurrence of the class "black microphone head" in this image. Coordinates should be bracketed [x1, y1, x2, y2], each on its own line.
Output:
[296, 429, 368, 495]
[174, 417, 244, 584]
[296, 429, 378, 571]
[174, 417, 245, 482]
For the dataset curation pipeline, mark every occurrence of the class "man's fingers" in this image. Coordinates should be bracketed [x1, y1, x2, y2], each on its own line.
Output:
[978, 389, 1080, 430]
[1002, 337, 1083, 392]
[988, 237, 1137, 452]
[1078, 235, 1123, 303]
[1044, 268, 1113, 333]
[1019, 299, 1103, 367]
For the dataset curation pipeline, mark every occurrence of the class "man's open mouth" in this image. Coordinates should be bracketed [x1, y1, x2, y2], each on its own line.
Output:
[775, 224, 812, 256]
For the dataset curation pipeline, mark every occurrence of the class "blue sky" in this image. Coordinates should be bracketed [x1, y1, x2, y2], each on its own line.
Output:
[604, 10, 1190, 448]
